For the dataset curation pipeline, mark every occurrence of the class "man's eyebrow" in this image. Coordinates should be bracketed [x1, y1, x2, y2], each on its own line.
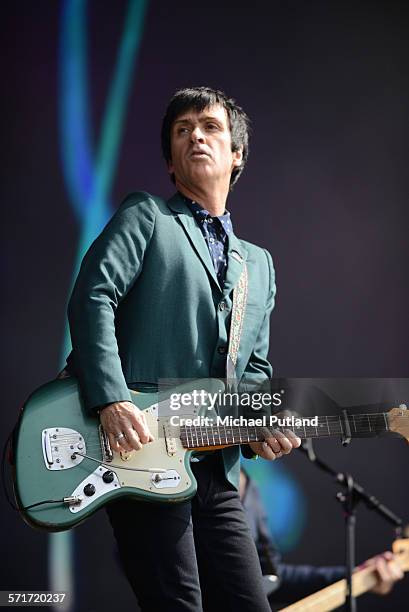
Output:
[173, 115, 223, 125]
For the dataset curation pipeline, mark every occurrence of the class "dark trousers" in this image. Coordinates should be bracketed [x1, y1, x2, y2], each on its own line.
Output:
[107, 453, 271, 611]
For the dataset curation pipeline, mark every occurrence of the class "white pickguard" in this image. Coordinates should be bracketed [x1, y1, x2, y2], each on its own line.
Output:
[111, 404, 191, 495]
[69, 403, 193, 512]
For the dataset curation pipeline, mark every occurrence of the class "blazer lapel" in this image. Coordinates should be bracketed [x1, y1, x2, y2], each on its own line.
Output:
[223, 233, 248, 297]
[166, 193, 220, 289]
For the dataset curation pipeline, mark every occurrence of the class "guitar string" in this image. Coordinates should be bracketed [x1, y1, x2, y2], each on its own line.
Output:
[48, 415, 408, 446]
[45, 413, 409, 453]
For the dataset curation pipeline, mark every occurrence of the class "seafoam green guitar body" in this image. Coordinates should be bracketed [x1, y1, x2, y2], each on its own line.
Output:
[13, 377, 223, 532]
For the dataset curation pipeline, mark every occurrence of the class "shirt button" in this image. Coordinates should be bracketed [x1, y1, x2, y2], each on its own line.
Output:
[207, 218, 213, 224]
[209, 237, 215, 244]
[218, 301, 226, 311]
[217, 346, 227, 355]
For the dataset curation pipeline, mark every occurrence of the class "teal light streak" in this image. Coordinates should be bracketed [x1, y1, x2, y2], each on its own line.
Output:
[59, 0, 93, 218]
[52, 2, 148, 609]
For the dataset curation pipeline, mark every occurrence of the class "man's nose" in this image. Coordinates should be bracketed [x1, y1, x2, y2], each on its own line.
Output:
[190, 127, 205, 143]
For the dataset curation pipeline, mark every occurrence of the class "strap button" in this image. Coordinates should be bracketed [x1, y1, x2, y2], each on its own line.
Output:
[218, 301, 226, 311]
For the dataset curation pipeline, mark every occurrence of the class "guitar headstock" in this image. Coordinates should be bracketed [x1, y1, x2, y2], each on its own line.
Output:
[393, 539, 409, 572]
[387, 405, 409, 442]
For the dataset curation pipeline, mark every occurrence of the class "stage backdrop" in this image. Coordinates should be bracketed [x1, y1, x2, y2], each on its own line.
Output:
[2, 1, 408, 611]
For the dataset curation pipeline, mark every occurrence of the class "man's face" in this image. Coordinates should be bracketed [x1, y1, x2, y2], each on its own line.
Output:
[168, 104, 243, 189]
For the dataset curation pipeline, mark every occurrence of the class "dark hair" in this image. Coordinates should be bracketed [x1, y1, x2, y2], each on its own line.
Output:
[161, 86, 250, 188]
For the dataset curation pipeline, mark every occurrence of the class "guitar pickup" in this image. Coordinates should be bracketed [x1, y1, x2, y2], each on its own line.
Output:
[163, 422, 178, 456]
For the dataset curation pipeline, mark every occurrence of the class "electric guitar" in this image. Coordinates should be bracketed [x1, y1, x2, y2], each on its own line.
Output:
[279, 539, 409, 611]
[12, 378, 409, 532]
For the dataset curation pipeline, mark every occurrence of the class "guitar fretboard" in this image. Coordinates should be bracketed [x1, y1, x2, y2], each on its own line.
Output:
[179, 413, 389, 449]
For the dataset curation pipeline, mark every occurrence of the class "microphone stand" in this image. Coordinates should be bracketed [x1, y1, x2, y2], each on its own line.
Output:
[299, 439, 403, 612]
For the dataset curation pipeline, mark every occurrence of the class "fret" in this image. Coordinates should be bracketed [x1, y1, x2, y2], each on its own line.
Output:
[325, 415, 330, 436]
[337, 416, 343, 436]
[383, 412, 389, 431]
[243, 427, 248, 443]
[368, 415, 372, 432]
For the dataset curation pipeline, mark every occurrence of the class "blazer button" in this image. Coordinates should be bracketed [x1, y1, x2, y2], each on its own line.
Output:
[217, 346, 227, 355]
[218, 301, 226, 311]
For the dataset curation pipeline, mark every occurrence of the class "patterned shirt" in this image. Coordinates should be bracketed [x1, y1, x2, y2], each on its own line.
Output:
[180, 193, 233, 286]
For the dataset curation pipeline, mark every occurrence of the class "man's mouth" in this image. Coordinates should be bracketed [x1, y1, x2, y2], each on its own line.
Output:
[190, 149, 209, 158]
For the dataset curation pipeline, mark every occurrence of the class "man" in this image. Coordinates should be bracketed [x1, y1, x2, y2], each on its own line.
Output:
[240, 470, 404, 609]
[66, 87, 301, 611]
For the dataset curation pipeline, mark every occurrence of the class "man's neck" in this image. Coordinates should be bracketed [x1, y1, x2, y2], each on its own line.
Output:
[176, 181, 229, 217]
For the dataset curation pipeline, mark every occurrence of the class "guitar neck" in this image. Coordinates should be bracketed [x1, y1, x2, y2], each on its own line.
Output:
[279, 565, 378, 612]
[278, 538, 409, 612]
[179, 412, 390, 450]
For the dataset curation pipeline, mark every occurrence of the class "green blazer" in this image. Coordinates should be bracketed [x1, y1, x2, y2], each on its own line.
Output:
[67, 191, 276, 488]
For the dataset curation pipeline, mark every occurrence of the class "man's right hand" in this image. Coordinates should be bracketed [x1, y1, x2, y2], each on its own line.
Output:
[99, 401, 154, 453]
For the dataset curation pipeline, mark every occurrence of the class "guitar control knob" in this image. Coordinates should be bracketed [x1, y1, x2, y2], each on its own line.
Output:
[102, 470, 114, 484]
[83, 483, 96, 497]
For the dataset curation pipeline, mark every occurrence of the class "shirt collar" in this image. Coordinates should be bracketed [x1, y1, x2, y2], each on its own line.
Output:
[178, 192, 233, 235]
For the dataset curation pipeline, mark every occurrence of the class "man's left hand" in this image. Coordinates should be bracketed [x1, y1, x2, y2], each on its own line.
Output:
[249, 428, 301, 460]
[363, 552, 404, 595]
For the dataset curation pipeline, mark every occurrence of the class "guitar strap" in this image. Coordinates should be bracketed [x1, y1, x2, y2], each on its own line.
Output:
[226, 263, 248, 384]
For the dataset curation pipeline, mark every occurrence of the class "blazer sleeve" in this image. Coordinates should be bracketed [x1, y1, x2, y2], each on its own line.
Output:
[67, 192, 156, 414]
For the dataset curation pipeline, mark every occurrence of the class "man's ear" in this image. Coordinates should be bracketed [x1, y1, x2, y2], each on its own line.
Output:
[232, 147, 243, 168]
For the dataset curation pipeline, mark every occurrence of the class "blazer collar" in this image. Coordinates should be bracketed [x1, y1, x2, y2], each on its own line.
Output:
[167, 193, 220, 289]
[223, 233, 248, 297]
[166, 192, 248, 295]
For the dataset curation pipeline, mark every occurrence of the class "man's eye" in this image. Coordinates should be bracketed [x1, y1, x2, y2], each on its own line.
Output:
[206, 123, 218, 130]
[178, 127, 190, 134]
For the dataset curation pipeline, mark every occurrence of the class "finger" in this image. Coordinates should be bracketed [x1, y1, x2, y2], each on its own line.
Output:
[284, 428, 302, 448]
[125, 429, 143, 451]
[129, 409, 154, 443]
[261, 441, 277, 460]
[274, 431, 293, 454]
[117, 433, 135, 453]
[375, 558, 390, 582]
[108, 432, 127, 454]
[139, 412, 155, 442]
[381, 551, 394, 561]
[264, 435, 282, 454]
[387, 561, 404, 581]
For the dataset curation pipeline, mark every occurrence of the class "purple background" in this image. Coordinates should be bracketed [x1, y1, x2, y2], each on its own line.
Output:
[1, 1, 409, 610]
